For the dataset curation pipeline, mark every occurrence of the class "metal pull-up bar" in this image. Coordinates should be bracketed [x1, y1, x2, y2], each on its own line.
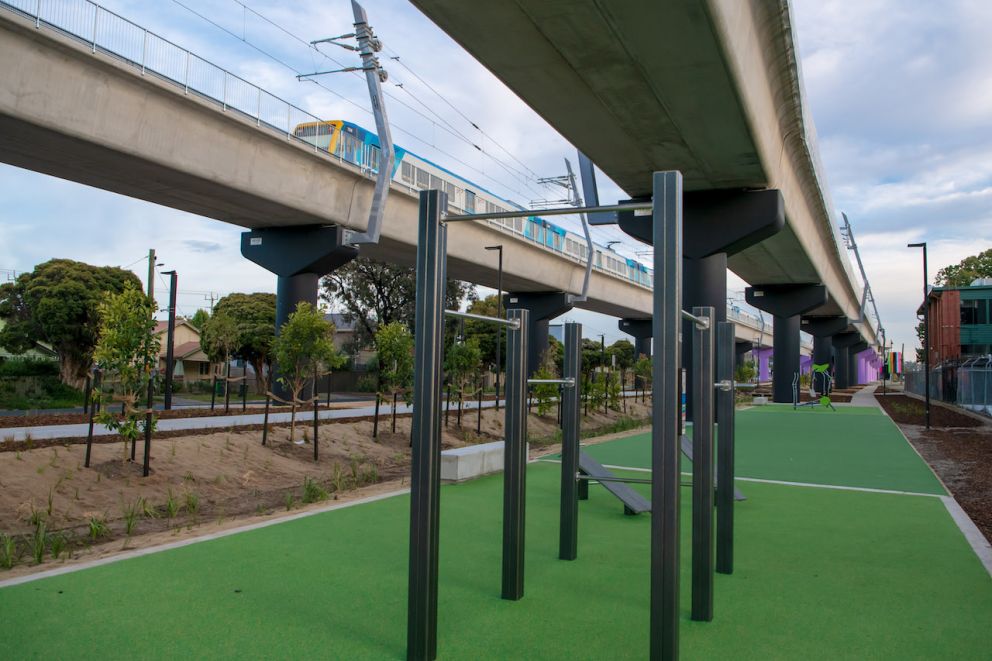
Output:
[444, 309, 520, 329]
[527, 378, 576, 387]
[681, 309, 710, 330]
[442, 201, 654, 222]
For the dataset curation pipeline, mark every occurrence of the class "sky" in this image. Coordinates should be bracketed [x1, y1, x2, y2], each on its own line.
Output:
[1, 0, 990, 353]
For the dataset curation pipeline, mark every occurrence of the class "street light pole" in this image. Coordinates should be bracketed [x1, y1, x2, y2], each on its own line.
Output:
[486, 245, 503, 411]
[908, 242, 930, 429]
[162, 270, 178, 411]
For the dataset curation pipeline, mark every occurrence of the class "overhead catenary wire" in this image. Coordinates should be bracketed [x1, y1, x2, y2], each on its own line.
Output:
[170, 1, 649, 269]
[170, 0, 547, 203]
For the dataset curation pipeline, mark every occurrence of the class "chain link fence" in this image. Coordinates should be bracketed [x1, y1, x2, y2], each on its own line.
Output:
[905, 356, 992, 417]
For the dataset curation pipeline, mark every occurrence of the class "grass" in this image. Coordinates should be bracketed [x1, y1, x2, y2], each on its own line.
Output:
[301, 476, 328, 504]
[87, 516, 108, 543]
[0, 533, 16, 569]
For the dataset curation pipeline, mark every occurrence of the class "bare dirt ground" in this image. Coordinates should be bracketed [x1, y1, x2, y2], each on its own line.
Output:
[0, 398, 652, 578]
[877, 393, 992, 543]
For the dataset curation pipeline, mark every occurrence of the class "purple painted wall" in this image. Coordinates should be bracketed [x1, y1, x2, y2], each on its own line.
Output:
[754, 347, 773, 382]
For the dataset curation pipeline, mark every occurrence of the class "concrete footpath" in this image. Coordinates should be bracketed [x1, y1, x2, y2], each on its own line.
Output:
[2, 392, 650, 442]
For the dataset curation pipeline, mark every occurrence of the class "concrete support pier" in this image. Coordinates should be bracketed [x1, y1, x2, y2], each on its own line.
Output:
[746, 284, 827, 403]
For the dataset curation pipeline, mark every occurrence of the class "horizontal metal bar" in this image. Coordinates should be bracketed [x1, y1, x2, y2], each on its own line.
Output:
[576, 473, 652, 485]
[444, 309, 520, 329]
[443, 202, 652, 222]
[681, 309, 710, 329]
[527, 378, 576, 387]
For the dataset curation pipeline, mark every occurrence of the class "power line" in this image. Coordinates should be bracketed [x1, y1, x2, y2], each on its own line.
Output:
[173, 0, 547, 202]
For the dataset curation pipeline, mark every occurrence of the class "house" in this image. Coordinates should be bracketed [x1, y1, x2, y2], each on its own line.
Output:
[154, 320, 216, 381]
[324, 312, 375, 367]
[0, 318, 58, 362]
[919, 278, 992, 365]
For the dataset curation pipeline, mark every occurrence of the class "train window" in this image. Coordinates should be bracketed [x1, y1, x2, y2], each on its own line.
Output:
[465, 190, 476, 213]
[429, 174, 442, 190]
[368, 146, 380, 171]
[416, 168, 430, 189]
[444, 181, 457, 199]
[401, 161, 413, 184]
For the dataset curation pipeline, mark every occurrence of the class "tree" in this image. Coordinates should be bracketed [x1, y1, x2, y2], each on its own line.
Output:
[189, 308, 210, 330]
[463, 295, 501, 368]
[93, 283, 160, 463]
[581, 338, 605, 373]
[213, 293, 276, 393]
[531, 348, 560, 417]
[272, 302, 344, 443]
[200, 312, 238, 373]
[634, 355, 652, 391]
[0, 259, 140, 387]
[935, 248, 992, 287]
[321, 257, 475, 347]
[607, 339, 636, 372]
[444, 337, 482, 423]
[375, 322, 414, 398]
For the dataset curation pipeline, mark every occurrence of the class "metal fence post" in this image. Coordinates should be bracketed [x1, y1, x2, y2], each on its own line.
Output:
[651, 170, 682, 661]
[257, 87, 262, 126]
[35, 0, 40, 28]
[141, 29, 147, 74]
[91, 8, 98, 53]
[407, 189, 447, 661]
[559, 321, 581, 561]
[716, 321, 735, 575]
[184, 51, 190, 94]
[502, 307, 529, 600]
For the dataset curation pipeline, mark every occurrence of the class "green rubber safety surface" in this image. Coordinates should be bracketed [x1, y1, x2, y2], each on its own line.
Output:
[1, 463, 989, 660]
[578, 407, 946, 495]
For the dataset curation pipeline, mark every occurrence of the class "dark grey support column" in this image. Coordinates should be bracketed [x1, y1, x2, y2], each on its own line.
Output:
[683, 255, 727, 421]
[734, 341, 753, 368]
[849, 341, 868, 386]
[801, 316, 849, 395]
[242, 225, 358, 398]
[832, 332, 861, 389]
[716, 322, 735, 575]
[407, 190, 447, 661]
[650, 171, 682, 661]
[619, 318, 652, 358]
[772, 314, 801, 401]
[503, 292, 571, 376]
[558, 321, 581, 561]
[691, 306, 715, 622]
[617, 190, 784, 424]
[502, 308, 529, 601]
[745, 284, 828, 403]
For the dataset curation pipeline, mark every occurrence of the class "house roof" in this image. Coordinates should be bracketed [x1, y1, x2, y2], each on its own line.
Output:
[153, 319, 200, 335]
[324, 313, 357, 333]
[173, 341, 205, 360]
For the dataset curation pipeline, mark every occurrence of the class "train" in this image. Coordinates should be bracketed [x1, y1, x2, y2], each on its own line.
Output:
[292, 119, 653, 288]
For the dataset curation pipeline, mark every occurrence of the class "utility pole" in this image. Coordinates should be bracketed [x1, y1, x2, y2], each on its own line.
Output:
[163, 271, 178, 410]
[146, 249, 156, 302]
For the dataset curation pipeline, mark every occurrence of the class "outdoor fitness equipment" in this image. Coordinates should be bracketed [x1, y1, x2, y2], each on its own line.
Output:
[407, 172, 738, 661]
[792, 366, 836, 411]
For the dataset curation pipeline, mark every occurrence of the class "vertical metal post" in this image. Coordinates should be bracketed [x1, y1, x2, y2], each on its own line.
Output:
[163, 271, 177, 410]
[407, 189, 447, 661]
[691, 306, 715, 621]
[716, 322, 735, 575]
[35, 0, 41, 28]
[395, 391, 400, 434]
[83, 375, 91, 415]
[84, 369, 100, 468]
[91, 8, 98, 52]
[559, 321, 581, 561]
[141, 29, 147, 74]
[373, 393, 380, 438]
[224, 361, 231, 414]
[210, 375, 217, 410]
[184, 51, 190, 94]
[261, 395, 270, 446]
[257, 87, 262, 126]
[313, 399, 319, 461]
[502, 307, 528, 600]
[142, 376, 153, 477]
[651, 171, 682, 661]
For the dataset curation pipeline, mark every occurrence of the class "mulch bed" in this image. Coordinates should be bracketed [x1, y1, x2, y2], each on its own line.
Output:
[877, 393, 992, 543]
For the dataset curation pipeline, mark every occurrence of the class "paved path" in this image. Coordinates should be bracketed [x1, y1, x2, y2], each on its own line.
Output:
[1, 392, 650, 442]
[849, 383, 880, 407]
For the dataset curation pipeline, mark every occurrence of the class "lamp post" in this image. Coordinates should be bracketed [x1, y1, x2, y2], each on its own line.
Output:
[907, 242, 930, 429]
[486, 244, 503, 411]
[162, 270, 178, 410]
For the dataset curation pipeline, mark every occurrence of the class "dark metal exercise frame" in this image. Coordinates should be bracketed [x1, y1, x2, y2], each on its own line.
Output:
[408, 172, 734, 661]
[407, 189, 533, 660]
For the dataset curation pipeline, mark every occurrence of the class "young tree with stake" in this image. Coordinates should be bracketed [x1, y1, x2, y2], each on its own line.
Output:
[272, 302, 344, 443]
[93, 283, 160, 464]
